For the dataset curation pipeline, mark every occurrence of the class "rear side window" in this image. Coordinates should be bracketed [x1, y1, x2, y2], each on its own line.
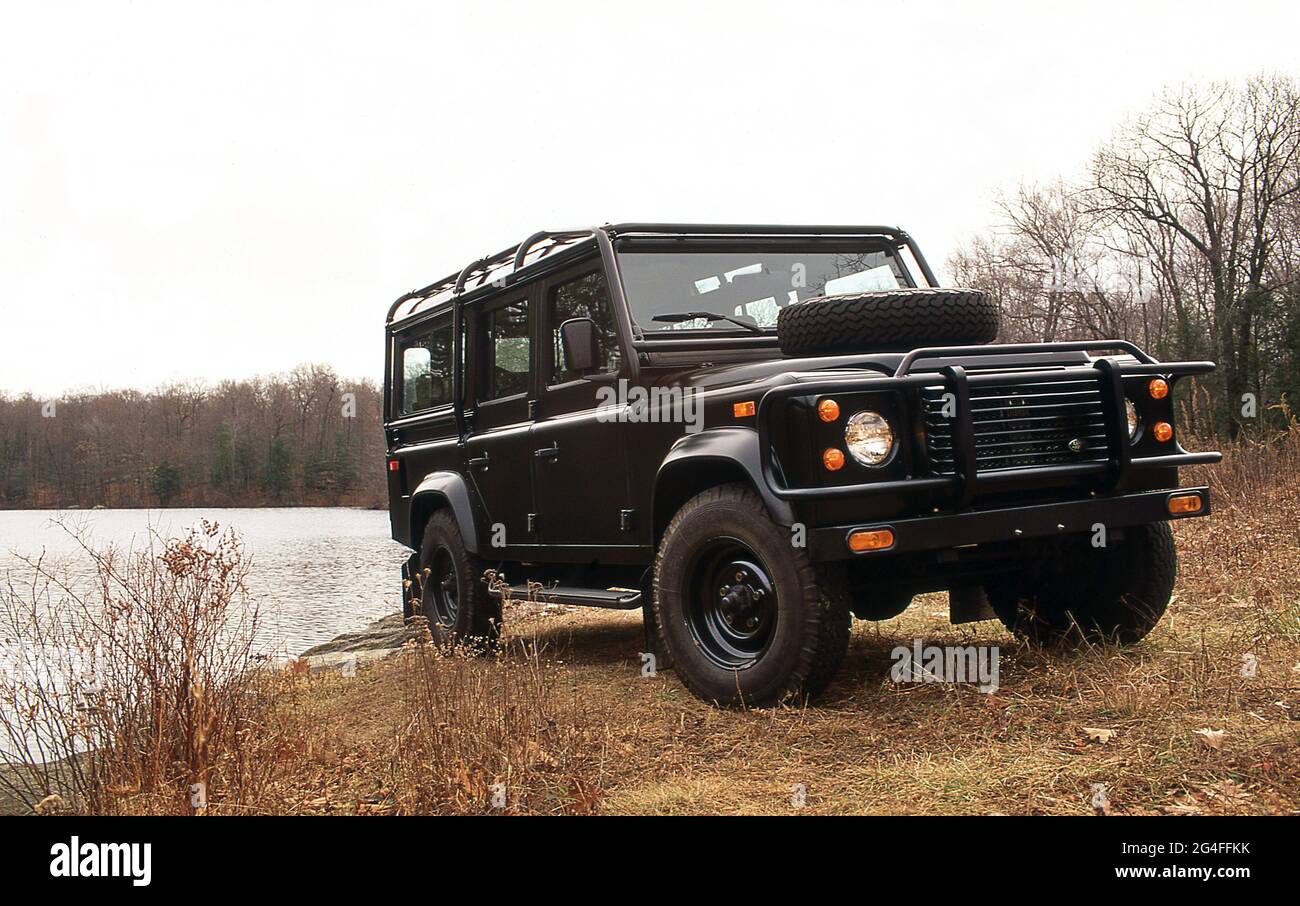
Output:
[398, 323, 453, 415]
[480, 299, 530, 400]
[549, 272, 621, 384]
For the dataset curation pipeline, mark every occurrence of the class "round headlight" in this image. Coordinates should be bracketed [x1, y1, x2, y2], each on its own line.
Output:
[845, 410, 894, 466]
[1125, 398, 1140, 442]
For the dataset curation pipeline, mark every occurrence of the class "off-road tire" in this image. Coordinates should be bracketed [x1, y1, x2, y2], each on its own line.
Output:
[985, 522, 1176, 647]
[417, 510, 501, 651]
[651, 484, 851, 706]
[777, 288, 999, 356]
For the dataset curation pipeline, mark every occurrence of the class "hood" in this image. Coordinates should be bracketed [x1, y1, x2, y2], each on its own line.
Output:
[647, 348, 1096, 394]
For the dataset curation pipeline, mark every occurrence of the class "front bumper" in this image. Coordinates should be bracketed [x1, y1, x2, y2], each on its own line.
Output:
[757, 340, 1222, 505]
[807, 486, 1211, 561]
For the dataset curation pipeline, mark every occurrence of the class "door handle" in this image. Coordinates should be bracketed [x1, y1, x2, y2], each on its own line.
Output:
[534, 442, 559, 462]
[468, 453, 490, 470]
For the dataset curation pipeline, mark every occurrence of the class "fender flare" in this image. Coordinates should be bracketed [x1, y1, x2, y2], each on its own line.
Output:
[410, 471, 482, 555]
[653, 427, 796, 537]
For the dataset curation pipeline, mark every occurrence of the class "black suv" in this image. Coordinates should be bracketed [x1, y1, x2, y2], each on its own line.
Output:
[383, 224, 1219, 705]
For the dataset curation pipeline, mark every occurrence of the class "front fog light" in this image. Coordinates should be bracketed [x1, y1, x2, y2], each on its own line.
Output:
[1125, 398, 1140, 442]
[845, 410, 894, 466]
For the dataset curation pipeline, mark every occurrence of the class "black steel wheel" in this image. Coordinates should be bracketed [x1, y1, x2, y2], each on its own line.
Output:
[685, 539, 779, 669]
[423, 545, 459, 629]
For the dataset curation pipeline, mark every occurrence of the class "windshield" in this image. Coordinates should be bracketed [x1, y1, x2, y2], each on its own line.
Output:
[616, 243, 910, 333]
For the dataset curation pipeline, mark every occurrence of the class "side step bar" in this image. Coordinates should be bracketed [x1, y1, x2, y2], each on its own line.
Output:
[487, 583, 643, 610]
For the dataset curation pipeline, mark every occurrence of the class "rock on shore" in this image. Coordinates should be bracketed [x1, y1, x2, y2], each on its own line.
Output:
[298, 612, 412, 671]
[296, 598, 583, 671]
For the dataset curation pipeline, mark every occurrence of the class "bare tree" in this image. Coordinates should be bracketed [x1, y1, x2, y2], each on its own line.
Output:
[950, 181, 1145, 343]
[952, 74, 1300, 439]
[1089, 75, 1300, 437]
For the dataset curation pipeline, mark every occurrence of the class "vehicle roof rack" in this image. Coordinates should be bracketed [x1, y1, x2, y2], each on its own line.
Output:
[606, 223, 907, 237]
[386, 229, 596, 326]
[386, 223, 939, 327]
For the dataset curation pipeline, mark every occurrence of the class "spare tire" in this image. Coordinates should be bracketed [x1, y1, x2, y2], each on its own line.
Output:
[777, 288, 999, 356]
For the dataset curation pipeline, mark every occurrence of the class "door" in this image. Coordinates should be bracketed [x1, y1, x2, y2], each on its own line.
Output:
[464, 293, 537, 553]
[531, 266, 636, 550]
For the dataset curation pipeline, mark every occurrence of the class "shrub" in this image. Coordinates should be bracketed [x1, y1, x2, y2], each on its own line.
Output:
[0, 520, 290, 814]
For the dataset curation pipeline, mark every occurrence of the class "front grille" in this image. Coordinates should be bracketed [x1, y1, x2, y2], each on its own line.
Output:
[921, 377, 1111, 474]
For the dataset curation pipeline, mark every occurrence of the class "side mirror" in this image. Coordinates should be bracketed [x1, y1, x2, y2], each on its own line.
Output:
[559, 317, 601, 374]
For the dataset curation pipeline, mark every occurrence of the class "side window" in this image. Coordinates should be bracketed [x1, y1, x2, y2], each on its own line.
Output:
[479, 299, 530, 401]
[549, 271, 621, 385]
[399, 323, 453, 416]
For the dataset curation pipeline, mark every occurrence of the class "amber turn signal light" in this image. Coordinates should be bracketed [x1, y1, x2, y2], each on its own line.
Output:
[1148, 378, 1169, 400]
[822, 448, 845, 471]
[1152, 421, 1173, 442]
[1167, 493, 1203, 515]
[733, 400, 756, 418]
[818, 398, 841, 422]
[848, 528, 895, 553]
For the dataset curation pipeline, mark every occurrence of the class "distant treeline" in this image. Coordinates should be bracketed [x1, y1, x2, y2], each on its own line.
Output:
[0, 364, 386, 510]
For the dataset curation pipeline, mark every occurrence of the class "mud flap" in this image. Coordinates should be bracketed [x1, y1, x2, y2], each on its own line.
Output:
[400, 552, 420, 620]
[949, 584, 996, 624]
[641, 570, 673, 672]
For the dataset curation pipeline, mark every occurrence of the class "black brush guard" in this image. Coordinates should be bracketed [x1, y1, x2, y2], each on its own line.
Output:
[757, 341, 1222, 504]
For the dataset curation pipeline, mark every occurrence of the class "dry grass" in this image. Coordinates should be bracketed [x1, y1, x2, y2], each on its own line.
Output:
[390, 622, 602, 815]
[4, 429, 1297, 816]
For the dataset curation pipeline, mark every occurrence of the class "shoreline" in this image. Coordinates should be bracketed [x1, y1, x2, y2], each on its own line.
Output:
[297, 611, 412, 672]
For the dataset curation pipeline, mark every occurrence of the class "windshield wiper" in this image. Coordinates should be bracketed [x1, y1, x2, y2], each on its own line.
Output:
[651, 311, 764, 333]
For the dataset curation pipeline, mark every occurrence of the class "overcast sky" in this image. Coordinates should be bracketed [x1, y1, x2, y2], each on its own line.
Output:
[2, 0, 1297, 397]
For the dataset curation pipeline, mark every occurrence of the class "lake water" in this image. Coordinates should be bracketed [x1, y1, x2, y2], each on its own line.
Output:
[0, 508, 410, 656]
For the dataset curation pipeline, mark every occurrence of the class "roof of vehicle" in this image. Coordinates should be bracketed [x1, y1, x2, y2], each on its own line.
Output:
[386, 223, 915, 328]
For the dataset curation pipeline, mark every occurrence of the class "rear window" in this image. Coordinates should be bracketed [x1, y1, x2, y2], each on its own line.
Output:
[398, 322, 453, 415]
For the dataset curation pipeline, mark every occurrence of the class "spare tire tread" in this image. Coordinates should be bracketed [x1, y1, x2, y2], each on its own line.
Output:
[777, 288, 998, 355]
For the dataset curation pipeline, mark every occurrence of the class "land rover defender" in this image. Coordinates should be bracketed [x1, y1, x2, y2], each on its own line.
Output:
[383, 224, 1220, 705]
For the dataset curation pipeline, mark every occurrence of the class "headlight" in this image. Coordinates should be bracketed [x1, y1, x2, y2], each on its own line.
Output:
[845, 410, 894, 466]
[1125, 398, 1140, 442]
